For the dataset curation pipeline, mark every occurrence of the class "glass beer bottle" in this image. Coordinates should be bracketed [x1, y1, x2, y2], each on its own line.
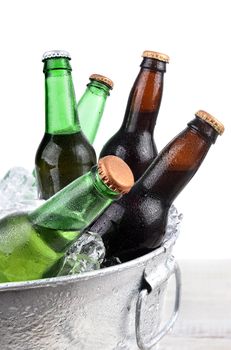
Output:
[88, 111, 224, 262]
[35, 50, 96, 200]
[78, 74, 113, 143]
[0, 156, 134, 282]
[100, 50, 169, 181]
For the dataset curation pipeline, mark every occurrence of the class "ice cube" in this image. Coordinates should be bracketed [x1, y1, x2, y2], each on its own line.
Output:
[164, 204, 183, 242]
[58, 232, 106, 275]
[101, 256, 122, 268]
[0, 167, 37, 210]
[0, 167, 43, 219]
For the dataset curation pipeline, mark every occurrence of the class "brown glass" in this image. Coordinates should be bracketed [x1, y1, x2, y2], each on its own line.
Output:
[35, 133, 96, 200]
[88, 116, 219, 262]
[100, 58, 167, 181]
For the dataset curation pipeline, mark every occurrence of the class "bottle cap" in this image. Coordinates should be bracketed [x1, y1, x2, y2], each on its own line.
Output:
[142, 50, 170, 63]
[195, 110, 225, 135]
[98, 156, 134, 194]
[90, 74, 114, 89]
[42, 50, 71, 62]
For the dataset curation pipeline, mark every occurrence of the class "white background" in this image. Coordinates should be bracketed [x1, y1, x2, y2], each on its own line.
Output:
[0, 0, 230, 259]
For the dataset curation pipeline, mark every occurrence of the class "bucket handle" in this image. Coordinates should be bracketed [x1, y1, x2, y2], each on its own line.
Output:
[135, 258, 181, 350]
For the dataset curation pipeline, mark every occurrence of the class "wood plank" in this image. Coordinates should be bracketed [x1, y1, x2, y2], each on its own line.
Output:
[159, 336, 231, 350]
[158, 260, 231, 349]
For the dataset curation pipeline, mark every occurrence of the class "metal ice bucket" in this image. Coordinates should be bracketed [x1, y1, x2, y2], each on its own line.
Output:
[0, 235, 181, 350]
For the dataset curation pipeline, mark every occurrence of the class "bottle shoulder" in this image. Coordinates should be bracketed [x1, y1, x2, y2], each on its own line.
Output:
[35, 132, 96, 164]
[101, 130, 156, 155]
[100, 130, 157, 180]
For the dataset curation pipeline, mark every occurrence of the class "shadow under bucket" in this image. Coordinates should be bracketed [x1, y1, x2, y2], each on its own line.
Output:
[0, 234, 181, 350]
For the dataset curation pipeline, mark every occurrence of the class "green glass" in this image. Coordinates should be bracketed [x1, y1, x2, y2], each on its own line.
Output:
[78, 79, 111, 143]
[35, 52, 96, 200]
[44, 57, 80, 134]
[0, 166, 120, 283]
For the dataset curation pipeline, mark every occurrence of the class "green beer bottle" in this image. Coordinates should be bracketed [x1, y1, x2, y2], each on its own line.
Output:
[35, 50, 96, 200]
[78, 74, 113, 143]
[0, 156, 134, 283]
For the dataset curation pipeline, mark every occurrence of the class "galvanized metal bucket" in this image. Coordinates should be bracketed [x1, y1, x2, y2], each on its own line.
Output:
[0, 235, 181, 350]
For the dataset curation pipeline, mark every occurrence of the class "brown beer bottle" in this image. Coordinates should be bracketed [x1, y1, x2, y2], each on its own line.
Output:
[88, 111, 224, 262]
[100, 50, 169, 181]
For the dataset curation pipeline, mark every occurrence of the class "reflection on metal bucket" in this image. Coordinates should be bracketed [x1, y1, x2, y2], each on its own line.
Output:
[0, 234, 181, 350]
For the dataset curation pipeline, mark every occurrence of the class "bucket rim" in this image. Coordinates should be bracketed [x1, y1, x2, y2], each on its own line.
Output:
[0, 235, 176, 292]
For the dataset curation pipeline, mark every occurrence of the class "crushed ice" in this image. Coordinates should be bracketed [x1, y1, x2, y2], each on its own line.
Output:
[58, 232, 105, 276]
[164, 204, 183, 243]
[0, 167, 39, 218]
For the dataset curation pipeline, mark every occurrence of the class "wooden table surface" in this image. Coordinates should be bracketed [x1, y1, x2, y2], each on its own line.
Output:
[159, 260, 231, 350]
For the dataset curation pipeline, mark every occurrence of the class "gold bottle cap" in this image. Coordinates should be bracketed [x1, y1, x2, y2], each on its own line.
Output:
[90, 74, 114, 89]
[98, 156, 134, 194]
[195, 110, 225, 135]
[142, 50, 170, 63]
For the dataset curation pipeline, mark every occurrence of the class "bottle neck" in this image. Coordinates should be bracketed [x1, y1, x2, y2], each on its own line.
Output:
[77, 80, 110, 143]
[44, 57, 80, 134]
[79, 80, 110, 113]
[29, 166, 120, 230]
[121, 58, 166, 133]
[137, 117, 218, 205]
[87, 80, 111, 97]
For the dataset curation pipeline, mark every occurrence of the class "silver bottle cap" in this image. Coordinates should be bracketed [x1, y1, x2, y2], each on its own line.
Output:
[42, 50, 71, 61]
